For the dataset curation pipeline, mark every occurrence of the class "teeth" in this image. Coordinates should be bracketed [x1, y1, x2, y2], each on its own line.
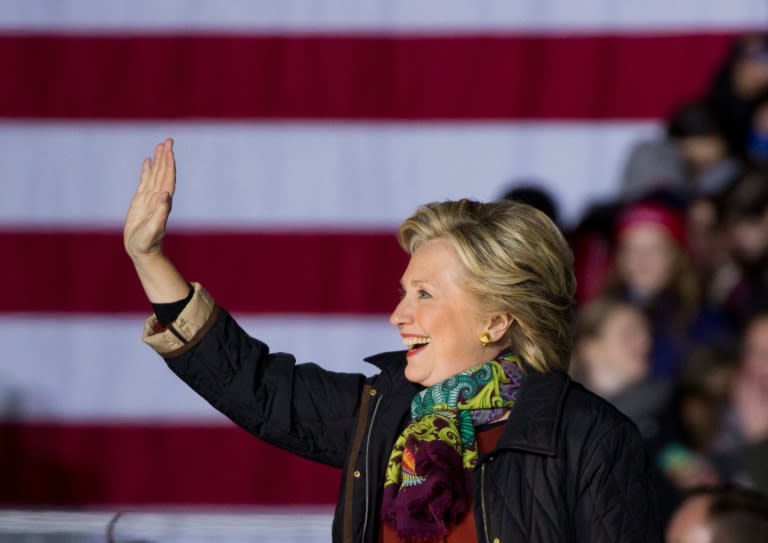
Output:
[402, 336, 431, 348]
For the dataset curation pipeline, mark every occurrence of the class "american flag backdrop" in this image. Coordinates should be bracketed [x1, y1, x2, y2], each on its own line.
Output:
[0, 0, 766, 507]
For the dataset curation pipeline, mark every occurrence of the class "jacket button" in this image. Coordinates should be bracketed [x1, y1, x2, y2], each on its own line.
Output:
[369, 388, 377, 397]
[353, 470, 361, 478]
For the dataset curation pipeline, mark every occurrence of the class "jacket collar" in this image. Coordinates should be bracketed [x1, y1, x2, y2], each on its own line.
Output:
[496, 368, 570, 456]
[364, 350, 422, 398]
[365, 350, 571, 456]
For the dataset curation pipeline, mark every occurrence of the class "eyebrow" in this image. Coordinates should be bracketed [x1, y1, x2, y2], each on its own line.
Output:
[400, 279, 434, 288]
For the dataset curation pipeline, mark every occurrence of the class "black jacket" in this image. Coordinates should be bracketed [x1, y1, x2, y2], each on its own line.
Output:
[163, 306, 662, 542]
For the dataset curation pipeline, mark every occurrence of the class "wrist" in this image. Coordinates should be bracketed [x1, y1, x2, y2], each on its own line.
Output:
[129, 251, 190, 304]
[128, 249, 165, 266]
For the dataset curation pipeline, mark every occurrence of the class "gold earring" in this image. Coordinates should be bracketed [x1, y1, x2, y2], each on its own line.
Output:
[479, 332, 491, 347]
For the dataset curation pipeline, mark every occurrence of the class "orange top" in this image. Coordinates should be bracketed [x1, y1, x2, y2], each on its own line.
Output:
[379, 422, 506, 543]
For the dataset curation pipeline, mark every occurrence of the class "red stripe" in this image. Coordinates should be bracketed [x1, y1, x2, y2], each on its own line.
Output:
[0, 32, 736, 120]
[0, 422, 339, 505]
[1, 229, 408, 314]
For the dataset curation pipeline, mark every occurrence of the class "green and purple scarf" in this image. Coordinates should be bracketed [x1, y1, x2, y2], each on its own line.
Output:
[381, 350, 524, 541]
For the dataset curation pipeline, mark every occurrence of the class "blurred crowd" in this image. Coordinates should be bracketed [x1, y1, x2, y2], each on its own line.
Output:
[504, 33, 768, 540]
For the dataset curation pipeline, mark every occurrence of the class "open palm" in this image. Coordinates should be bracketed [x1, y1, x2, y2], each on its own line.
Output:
[124, 138, 176, 258]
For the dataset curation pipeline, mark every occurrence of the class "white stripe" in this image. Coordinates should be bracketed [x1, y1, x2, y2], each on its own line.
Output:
[1, 0, 766, 33]
[0, 509, 333, 541]
[0, 121, 659, 229]
[0, 314, 397, 421]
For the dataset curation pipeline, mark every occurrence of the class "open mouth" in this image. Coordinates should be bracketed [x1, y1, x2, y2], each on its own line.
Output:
[403, 336, 430, 355]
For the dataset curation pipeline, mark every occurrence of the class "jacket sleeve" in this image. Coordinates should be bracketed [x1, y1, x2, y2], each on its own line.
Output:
[573, 418, 664, 543]
[142, 282, 368, 468]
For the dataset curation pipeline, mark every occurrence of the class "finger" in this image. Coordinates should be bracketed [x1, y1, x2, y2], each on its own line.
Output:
[148, 141, 165, 187]
[136, 157, 152, 192]
[162, 143, 176, 196]
[155, 139, 168, 190]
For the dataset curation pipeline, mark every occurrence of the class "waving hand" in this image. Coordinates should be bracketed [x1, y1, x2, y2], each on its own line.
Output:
[124, 138, 176, 258]
[124, 138, 189, 303]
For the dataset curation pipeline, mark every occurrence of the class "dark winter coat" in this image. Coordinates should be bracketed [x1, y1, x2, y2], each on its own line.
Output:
[144, 284, 662, 542]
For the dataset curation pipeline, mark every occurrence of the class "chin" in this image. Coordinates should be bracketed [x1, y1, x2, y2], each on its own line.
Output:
[403, 364, 430, 387]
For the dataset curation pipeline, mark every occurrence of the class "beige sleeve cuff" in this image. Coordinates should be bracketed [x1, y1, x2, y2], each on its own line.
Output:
[142, 282, 220, 358]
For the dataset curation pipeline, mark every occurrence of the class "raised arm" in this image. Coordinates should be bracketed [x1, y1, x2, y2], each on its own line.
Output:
[124, 138, 189, 303]
[127, 140, 370, 468]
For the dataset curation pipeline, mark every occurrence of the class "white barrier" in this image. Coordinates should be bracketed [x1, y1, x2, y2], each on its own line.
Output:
[0, 509, 334, 543]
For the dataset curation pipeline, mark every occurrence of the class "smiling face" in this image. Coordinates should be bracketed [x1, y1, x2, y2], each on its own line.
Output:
[389, 238, 504, 387]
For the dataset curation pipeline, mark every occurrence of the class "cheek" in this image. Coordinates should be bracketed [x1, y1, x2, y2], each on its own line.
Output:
[605, 336, 631, 360]
[649, 251, 674, 279]
[619, 248, 645, 274]
[624, 333, 650, 365]
[625, 249, 672, 282]
[745, 351, 768, 377]
[735, 225, 767, 253]
[412, 304, 433, 331]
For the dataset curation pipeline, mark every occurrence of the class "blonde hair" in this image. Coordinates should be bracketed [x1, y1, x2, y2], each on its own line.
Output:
[399, 199, 576, 372]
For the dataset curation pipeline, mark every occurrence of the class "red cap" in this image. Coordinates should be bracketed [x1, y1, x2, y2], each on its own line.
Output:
[616, 202, 687, 248]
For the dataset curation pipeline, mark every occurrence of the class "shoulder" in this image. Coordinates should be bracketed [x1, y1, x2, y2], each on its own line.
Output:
[515, 368, 632, 433]
[562, 378, 640, 437]
[500, 369, 637, 456]
[558, 380, 646, 472]
[561, 381, 663, 541]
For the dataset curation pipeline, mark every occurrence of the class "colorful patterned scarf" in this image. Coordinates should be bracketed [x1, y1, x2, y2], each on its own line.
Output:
[381, 350, 524, 541]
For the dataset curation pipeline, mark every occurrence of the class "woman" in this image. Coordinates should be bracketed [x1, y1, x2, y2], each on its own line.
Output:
[570, 296, 670, 438]
[601, 195, 730, 379]
[125, 139, 660, 542]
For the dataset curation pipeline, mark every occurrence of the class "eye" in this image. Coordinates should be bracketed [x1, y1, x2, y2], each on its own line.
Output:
[398, 287, 406, 299]
[417, 289, 432, 299]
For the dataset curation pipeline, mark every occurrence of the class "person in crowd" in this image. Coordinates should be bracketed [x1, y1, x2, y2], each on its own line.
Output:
[708, 33, 768, 156]
[730, 311, 768, 494]
[666, 100, 741, 198]
[499, 182, 560, 226]
[620, 101, 739, 203]
[719, 170, 768, 326]
[659, 312, 768, 499]
[620, 140, 686, 203]
[600, 192, 731, 379]
[746, 90, 768, 166]
[656, 345, 739, 494]
[124, 138, 661, 542]
[685, 194, 734, 307]
[570, 296, 669, 440]
[569, 296, 727, 521]
[666, 486, 768, 543]
[569, 201, 621, 304]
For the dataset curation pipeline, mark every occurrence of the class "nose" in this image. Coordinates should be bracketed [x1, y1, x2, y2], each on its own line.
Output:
[389, 296, 413, 328]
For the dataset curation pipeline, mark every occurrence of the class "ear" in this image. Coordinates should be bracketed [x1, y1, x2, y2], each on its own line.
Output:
[486, 313, 514, 343]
